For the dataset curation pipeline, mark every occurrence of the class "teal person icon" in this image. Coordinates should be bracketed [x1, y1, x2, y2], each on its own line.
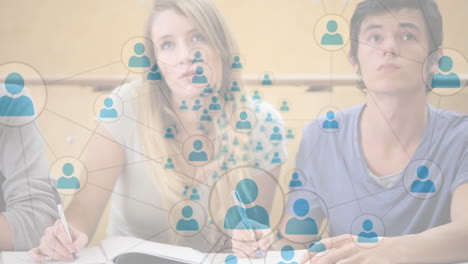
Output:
[179, 100, 188, 110]
[56, 163, 81, 190]
[200, 109, 211, 121]
[146, 64, 162, 80]
[270, 126, 283, 141]
[224, 178, 270, 229]
[321, 20, 344, 45]
[357, 219, 378, 243]
[230, 81, 240, 92]
[165, 128, 174, 139]
[277, 245, 299, 264]
[190, 188, 200, 200]
[225, 254, 238, 264]
[231, 56, 242, 69]
[164, 158, 174, 169]
[192, 51, 204, 63]
[271, 152, 282, 164]
[322, 111, 339, 129]
[280, 100, 290, 112]
[209, 96, 221, 110]
[286, 129, 295, 139]
[188, 140, 208, 162]
[262, 74, 272, 85]
[308, 236, 326, 252]
[182, 185, 189, 196]
[203, 84, 213, 94]
[431, 56, 461, 88]
[410, 165, 436, 193]
[235, 111, 252, 130]
[289, 172, 302, 187]
[0, 72, 35, 117]
[285, 198, 318, 235]
[99, 98, 118, 118]
[252, 90, 261, 100]
[128, 43, 150, 67]
[192, 66, 208, 84]
[176, 206, 199, 231]
[192, 99, 202, 111]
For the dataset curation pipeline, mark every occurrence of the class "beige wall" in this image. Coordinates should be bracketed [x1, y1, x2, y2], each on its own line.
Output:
[1, 0, 467, 245]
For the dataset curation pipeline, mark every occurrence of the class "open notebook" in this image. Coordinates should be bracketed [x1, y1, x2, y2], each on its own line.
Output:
[1, 236, 309, 264]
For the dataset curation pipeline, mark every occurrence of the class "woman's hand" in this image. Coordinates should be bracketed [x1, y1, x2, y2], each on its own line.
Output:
[29, 220, 88, 262]
[299, 234, 398, 264]
[232, 228, 275, 258]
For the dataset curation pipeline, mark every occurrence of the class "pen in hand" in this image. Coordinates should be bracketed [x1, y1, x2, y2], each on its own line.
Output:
[54, 190, 78, 259]
[231, 190, 263, 257]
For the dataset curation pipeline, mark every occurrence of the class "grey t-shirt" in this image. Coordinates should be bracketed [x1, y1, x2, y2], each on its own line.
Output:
[0, 123, 58, 250]
[288, 104, 468, 237]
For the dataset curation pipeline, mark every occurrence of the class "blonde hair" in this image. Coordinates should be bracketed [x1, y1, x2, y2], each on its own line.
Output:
[136, 0, 246, 221]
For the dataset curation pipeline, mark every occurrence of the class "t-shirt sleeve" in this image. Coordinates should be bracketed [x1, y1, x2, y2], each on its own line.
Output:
[450, 145, 468, 194]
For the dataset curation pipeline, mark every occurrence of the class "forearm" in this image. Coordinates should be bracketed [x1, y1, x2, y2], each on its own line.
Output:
[0, 214, 14, 250]
[392, 221, 468, 264]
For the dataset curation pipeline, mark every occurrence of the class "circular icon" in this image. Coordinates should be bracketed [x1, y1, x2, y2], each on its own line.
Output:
[231, 107, 257, 133]
[230, 54, 247, 71]
[350, 214, 385, 248]
[402, 159, 443, 200]
[182, 135, 215, 167]
[284, 168, 306, 189]
[280, 189, 328, 244]
[49, 157, 88, 196]
[0, 62, 47, 127]
[258, 71, 275, 86]
[314, 14, 350, 52]
[93, 93, 124, 123]
[209, 248, 251, 264]
[121, 37, 156, 73]
[316, 105, 343, 133]
[423, 48, 468, 96]
[265, 123, 286, 146]
[208, 166, 285, 240]
[168, 199, 206, 237]
[186, 62, 214, 89]
[264, 240, 307, 264]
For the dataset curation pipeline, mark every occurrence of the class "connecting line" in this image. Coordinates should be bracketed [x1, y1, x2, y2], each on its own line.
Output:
[121, 113, 184, 145]
[87, 160, 152, 173]
[33, 122, 58, 160]
[320, 0, 328, 15]
[200, 233, 230, 263]
[78, 122, 101, 160]
[199, 231, 216, 251]
[45, 60, 122, 85]
[172, 167, 210, 188]
[18, 126, 40, 245]
[327, 184, 404, 210]
[381, 192, 410, 219]
[102, 226, 172, 263]
[201, 166, 210, 187]
[113, 71, 131, 96]
[340, 0, 351, 16]
[330, 51, 334, 105]
[86, 182, 170, 213]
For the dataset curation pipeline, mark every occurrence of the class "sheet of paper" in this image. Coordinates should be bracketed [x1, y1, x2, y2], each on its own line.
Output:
[202, 249, 309, 264]
[101, 236, 205, 263]
[1, 247, 108, 264]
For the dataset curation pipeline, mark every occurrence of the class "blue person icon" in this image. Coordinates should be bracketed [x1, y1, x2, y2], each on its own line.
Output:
[164, 158, 174, 169]
[271, 152, 282, 164]
[165, 128, 174, 139]
[0, 72, 35, 117]
[57, 163, 81, 189]
[289, 172, 302, 187]
[286, 129, 295, 139]
[270, 126, 283, 141]
[357, 219, 378, 243]
[203, 84, 213, 94]
[230, 81, 240, 92]
[209, 96, 221, 110]
[231, 56, 243, 69]
[225, 254, 238, 264]
[277, 245, 299, 264]
[431, 56, 461, 88]
[410, 165, 436, 193]
[192, 99, 202, 111]
[200, 109, 212, 121]
[308, 236, 326, 253]
[188, 140, 208, 162]
[176, 206, 199, 231]
[322, 111, 339, 129]
[224, 179, 270, 229]
[280, 101, 290, 112]
[147, 64, 162, 80]
[128, 43, 150, 67]
[192, 66, 208, 84]
[190, 188, 200, 200]
[321, 20, 344, 45]
[99, 98, 118, 118]
[285, 198, 318, 235]
[192, 51, 204, 63]
[262, 74, 272, 85]
[235, 111, 252, 130]
[179, 100, 188, 110]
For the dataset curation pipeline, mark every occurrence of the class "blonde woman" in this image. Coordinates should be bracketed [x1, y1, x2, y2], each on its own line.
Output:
[30, 0, 285, 261]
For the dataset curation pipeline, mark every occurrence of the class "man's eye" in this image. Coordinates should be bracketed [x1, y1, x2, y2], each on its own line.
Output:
[369, 34, 381, 43]
[402, 33, 415, 41]
[161, 41, 174, 50]
[192, 33, 206, 43]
